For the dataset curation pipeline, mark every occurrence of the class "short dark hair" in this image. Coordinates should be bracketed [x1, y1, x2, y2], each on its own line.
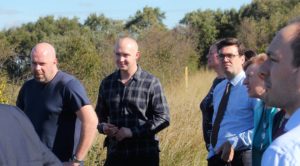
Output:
[216, 38, 245, 56]
[244, 49, 257, 61]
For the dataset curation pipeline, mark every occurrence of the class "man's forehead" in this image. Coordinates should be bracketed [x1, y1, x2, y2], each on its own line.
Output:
[219, 45, 239, 53]
[266, 24, 296, 56]
[266, 37, 280, 57]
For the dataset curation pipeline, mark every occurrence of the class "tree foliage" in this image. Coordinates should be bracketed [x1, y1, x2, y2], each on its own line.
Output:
[179, 0, 300, 64]
[125, 6, 166, 34]
[84, 13, 124, 34]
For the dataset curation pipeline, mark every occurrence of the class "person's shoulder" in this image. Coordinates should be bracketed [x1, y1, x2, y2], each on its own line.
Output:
[57, 71, 77, 83]
[265, 128, 300, 164]
[213, 77, 225, 86]
[22, 77, 35, 86]
[214, 79, 227, 92]
[101, 71, 118, 83]
[0, 104, 16, 112]
[0, 104, 25, 118]
[270, 126, 300, 150]
[53, 71, 87, 92]
[139, 70, 163, 87]
[141, 69, 157, 80]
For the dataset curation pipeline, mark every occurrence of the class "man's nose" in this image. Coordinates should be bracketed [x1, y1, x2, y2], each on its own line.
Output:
[34, 64, 41, 70]
[119, 56, 125, 61]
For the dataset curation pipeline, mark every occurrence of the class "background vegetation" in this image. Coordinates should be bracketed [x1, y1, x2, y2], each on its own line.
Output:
[0, 0, 300, 165]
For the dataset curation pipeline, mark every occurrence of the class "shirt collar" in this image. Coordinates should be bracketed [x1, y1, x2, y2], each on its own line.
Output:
[285, 108, 300, 131]
[228, 70, 245, 86]
[131, 65, 142, 81]
[114, 65, 142, 82]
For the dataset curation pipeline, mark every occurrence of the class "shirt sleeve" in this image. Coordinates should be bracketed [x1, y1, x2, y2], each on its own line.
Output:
[228, 130, 253, 150]
[95, 82, 109, 124]
[131, 78, 170, 137]
[63, 79, 91, 112]
[16, 84, 25, 110]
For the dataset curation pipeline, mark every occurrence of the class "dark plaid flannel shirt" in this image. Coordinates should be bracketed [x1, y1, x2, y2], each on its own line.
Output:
[95, 66, 170, 157]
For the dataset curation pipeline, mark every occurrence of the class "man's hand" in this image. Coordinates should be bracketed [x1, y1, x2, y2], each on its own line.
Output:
[216, 141, 234, 162]
[115, 127, 132, 141]
[102, 123, 119, 137]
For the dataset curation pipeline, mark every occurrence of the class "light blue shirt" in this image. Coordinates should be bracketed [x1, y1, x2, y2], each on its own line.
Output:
[262, 108, 300, 166]
[208, 71, 257, 158]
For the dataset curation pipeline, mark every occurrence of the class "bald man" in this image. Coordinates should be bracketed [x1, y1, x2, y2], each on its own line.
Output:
[95, 37, 170, 166]
[17, 42, 98, 165]
[260, 19, 300, 165]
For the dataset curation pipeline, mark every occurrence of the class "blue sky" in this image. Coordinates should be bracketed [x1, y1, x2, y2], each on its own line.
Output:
[0, 0, 252, 30]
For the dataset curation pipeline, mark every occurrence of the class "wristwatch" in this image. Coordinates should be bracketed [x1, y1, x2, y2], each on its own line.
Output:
[71, 154, 84, 165]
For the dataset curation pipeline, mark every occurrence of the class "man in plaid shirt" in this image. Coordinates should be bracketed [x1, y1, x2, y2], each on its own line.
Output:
[96, 37, 170, 166]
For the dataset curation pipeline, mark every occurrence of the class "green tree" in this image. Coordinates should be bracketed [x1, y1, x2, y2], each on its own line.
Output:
[214, 9, 239, 38]
[180, 9, 218, 65]
[238, 0, 300, 53]
[55, 17, 81, 35]
[0, 82, 8, 103]
[138, 26, 198, 84]
[125, 6, 166, 34]
[0, 34, 14, 68]
[84, 13, 123, 33]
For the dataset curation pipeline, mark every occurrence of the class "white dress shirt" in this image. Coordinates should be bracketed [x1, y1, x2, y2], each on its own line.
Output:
[262, 108, 300, 166]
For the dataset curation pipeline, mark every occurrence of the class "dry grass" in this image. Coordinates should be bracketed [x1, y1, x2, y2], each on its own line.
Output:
[86, 69, 216, 166]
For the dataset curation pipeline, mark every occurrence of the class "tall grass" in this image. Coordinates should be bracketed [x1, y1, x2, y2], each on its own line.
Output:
[85, 69, 216, 166]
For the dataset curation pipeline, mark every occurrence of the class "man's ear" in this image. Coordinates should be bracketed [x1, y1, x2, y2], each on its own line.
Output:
[54, 58, 58, 64]
[241, 55, 245, 65]
[292, 66, 300, 74]
[136, 51, 141, 60]
[293, 67, 300, 88]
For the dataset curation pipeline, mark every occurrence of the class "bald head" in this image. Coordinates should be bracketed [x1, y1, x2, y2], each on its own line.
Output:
[31, 42, 58, 83]
[267, 21, 300, 68]
[287, 21, 300, 67]
[31, 42, 56, 60]
[114, 37, 139, 53]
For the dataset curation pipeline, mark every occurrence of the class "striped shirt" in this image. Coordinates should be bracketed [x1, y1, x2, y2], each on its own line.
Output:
[96, 66, 170, 157]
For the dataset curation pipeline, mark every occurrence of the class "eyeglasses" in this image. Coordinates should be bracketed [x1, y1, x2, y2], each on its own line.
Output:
[218, 53, 239, 59]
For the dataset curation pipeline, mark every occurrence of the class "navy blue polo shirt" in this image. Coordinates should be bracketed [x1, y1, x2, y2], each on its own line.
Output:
[17, 71, 90, 161]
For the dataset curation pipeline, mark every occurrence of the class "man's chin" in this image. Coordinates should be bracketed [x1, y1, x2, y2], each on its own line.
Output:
[34, 77, 46, 83]
[118, 67, 128, 71]
[264, 92, 275, 107]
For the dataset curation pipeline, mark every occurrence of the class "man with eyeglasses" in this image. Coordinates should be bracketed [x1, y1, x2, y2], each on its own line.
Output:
[207, 38, 257, 166]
